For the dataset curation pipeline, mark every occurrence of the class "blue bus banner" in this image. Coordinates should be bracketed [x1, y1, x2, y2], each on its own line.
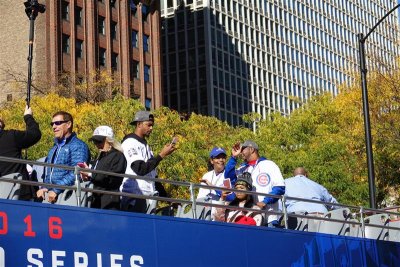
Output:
[0, 199, 399, 266]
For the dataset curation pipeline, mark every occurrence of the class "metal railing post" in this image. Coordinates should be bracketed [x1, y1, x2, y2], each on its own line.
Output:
[264, 207, 269, 226]
[190, 183, 197, 219]
[360, 206, 365, 238]
[74, 166, 82, 207]
[281, 195, 288, 229]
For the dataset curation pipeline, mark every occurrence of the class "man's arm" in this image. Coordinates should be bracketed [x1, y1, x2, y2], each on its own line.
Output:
[131, 155, 163, 175]
[320, 186, 339, 210]
[15, 106, 41, 149]
[131, 143, 175, 175]
[224, 142, 241, 182]
[224, 156, 238, 181]
[262, 186, 285, 204]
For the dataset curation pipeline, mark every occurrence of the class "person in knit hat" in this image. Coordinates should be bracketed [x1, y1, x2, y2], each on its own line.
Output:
[213, 172, 264, 226]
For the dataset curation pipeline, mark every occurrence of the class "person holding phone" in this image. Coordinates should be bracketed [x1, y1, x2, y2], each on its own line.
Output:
[196, 147, 236, 201]
[120, 110, 176, 213]
[80, 126, 126, 210]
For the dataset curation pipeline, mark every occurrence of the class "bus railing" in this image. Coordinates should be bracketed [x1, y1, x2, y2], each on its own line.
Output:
[0, 156, 399, 241]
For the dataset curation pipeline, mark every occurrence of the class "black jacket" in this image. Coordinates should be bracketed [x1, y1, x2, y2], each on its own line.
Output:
[91, 148, 127, 210]
[0, 114, 41, 199]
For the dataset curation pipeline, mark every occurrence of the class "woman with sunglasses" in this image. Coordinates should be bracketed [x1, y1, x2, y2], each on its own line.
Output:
[80, 126, 126, 210]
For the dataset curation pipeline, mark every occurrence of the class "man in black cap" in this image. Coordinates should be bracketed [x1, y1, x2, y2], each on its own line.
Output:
[119, 110, 176, 212]
[0, 105, 41, 200]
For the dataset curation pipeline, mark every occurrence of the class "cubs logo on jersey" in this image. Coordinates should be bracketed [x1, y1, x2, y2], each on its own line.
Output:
[256, 173, 270, 187]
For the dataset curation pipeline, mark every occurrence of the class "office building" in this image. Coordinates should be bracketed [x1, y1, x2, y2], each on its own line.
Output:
[161, 0, 399, 126]
[0, 0, 162, 109]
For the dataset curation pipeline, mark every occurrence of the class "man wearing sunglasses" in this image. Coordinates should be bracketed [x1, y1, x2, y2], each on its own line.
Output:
[36, 111, 90, 203]
[0, 105, 41, 200]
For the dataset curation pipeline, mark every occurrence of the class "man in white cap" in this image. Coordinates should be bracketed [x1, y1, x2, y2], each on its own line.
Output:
[225, 140, 285, 227]
[120, 110, 176, 212]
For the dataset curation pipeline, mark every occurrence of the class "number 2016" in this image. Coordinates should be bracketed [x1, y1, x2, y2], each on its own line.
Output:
[0, 212, 63, 239]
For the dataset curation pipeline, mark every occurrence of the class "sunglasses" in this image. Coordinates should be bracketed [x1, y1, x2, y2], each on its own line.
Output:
[50, 120, 68, 127]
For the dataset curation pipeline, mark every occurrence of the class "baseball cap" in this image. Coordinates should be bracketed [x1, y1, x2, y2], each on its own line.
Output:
[90, 125, 114, 142]
[241, 140, 259, 151]
[235, 172, 253, 190]
[130, 110, 154, 125]
[209, 147, 227, 158]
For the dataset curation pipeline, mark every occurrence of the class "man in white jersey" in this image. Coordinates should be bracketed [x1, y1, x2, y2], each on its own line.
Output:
[120, 111, 176, 212]
[225, 140, 285, 227]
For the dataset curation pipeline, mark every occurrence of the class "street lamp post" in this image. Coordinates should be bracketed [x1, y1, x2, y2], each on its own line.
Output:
[358, 4, 400, 209]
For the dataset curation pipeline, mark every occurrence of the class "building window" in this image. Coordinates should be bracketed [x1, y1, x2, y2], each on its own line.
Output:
[142, 5, 149, 21]
[144, 65, 150, 82]
[75, 6, 82, 26]
[76, 39, 83, 58]
[111, 53, 118, 70]
[110, 0, 116, 7]
[111, 21, 118, 40]
[143, 35, 149, 52]
[132, 60, 139, 79]
[132, 30, 138, 48]
[99, 48, 106, 66]
[98, 16, 106, 35]
[61, 1, 69, 21]
[145, 98, 151, 110]
[7, 94, 12, 102]
[62, 34, 70, 54]
[130, 1, 137, 16]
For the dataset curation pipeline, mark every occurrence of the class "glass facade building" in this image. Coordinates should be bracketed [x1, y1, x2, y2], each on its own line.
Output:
[161, 0, 399, 126]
